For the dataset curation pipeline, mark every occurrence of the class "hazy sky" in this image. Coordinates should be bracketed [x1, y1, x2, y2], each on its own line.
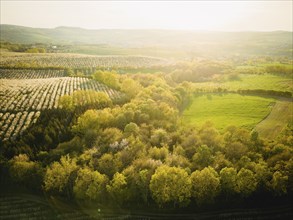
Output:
[1, 1, 292, 31]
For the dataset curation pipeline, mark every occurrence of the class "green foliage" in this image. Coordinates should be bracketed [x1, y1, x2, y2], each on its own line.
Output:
[73, 90, 112, 108]
[236, 168, 257, 197]
[9, 154, 44, 190]
[192, 145, 214, 170]
[97, 153, 119, 177]
[73, 167, 108, 201]
[171, 60, 231, 83]
[225, 142, 248, 162]
[72, 109, 100, 134]
[130, 169, 150, 202]
[25, 48, 46, 53]
[92, 70, 120, 90]
[190, 167, 220, 205]
[124, 122, 139, 137]
[122, 158, 162, 203]
[150, 129, 169, 147]
[150, 165, 191, 207]
[44, 155, 78, 196]
[106, 172, 128, 205]
[0, 41, 50, 53]
[265, 64, 293, 77]
[270, 171, 288, 196]
[58, 95, 74, 111]
[175, 83, 193, 112]
[96, 128, 124, 151]
[254, 161, 272, 190]
[220, 167, 238, 196]
[165, 153, 191, 168]
[54, 136, 83, 155]
[64, 68, 74, 76]
[72, 108, 114, 135]
[120, 77, 142, 98]
[148, 146, 169, 162]
[59, 90, 112, 111]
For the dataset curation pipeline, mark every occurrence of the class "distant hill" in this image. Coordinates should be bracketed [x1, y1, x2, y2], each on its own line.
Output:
[1, 24, 292, 57]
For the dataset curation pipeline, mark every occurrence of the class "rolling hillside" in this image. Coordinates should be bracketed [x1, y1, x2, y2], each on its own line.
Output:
[1, 25, 292, 57]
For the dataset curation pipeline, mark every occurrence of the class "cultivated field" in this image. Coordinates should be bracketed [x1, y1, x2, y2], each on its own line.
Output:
[182, 93, 275, 130]
[0, 52, 167, 68]
[255, 99, 293, 138]
[0, 68, 65, 79]
[0, 69, 121, 141]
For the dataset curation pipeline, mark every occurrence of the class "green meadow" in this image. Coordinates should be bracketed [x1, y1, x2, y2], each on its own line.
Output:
[225, 74, 292, 92]
[194, 74, 292, 93]
[182, 93, 275, 130]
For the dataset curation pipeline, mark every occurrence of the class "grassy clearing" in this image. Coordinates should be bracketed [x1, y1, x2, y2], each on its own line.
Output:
[194, 74, 292, 93]
[182, 93, 275, 130]
[255, 100, 293, 139]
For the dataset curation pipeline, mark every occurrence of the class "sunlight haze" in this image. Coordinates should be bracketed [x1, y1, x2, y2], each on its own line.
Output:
[0, 0, 293, 219]
[1, 0, 292, 31]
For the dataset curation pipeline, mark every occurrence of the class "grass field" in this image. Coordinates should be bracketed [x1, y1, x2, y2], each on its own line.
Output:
[182, 93, 275, 130]
[255, 100, 293, 139]
[225, 74, 292, 92]
[194, 74, 292, 93]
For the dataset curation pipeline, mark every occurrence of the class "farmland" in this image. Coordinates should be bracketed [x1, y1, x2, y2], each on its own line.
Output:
[224, 74, 292, 93]
[0, 69, 121, 141]
[193, 74, 293, 93]
[255, 100, 293, 138]
[183, 70, 292, 138]
[0, 68, 65, 79]
[182, 93, 275, 130]
[0, 52, 168, 68]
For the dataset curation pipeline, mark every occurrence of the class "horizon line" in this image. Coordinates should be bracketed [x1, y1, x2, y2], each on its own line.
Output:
[1, 23, 292, 33]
